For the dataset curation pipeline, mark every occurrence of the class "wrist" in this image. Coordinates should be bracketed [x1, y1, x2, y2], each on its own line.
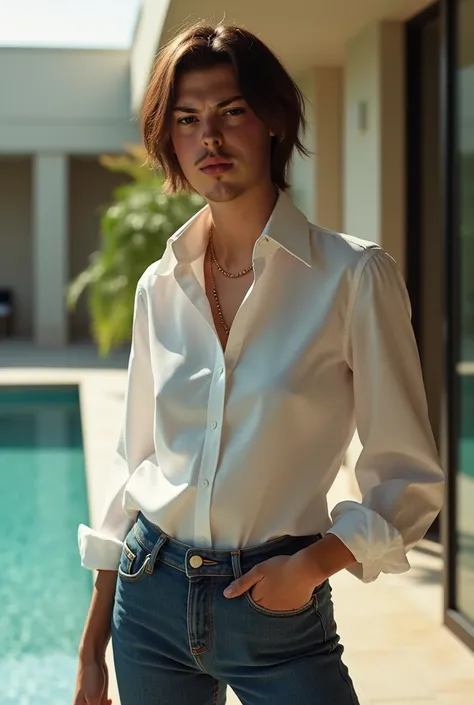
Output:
[79, 640, 108, 665]
[296, 534, 357, 587]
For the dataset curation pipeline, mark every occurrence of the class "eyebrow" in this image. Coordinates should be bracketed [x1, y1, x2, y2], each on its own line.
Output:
[173, 95, 243, 113]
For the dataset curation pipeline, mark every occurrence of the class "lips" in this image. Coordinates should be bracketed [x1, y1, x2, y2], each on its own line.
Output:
[200, 163, 234, 175]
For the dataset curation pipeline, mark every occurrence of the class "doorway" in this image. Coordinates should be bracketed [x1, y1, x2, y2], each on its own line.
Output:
[406, 4, 443, 539]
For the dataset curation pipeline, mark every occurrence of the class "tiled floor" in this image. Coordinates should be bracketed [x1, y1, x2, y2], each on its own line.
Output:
[2, 342, 473, 704]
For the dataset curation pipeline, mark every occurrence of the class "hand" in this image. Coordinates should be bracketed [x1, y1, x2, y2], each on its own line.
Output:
[223, 552, 325, 612]
[73, 659, 112, 705]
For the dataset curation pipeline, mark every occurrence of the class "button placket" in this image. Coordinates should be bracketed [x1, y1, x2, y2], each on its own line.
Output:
[193, 350, 226, 546]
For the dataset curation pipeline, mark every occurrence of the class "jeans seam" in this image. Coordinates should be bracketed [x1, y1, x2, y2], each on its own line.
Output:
[187, 580, 208, 671]
[337, 658, 359, 705]
[123, 542, 135, 562]
[205, 578, 215, 656]
[133, 524, 152, 553]
[190, 578, 215, 657]
[313, 597, 329, 644]
[156, 556, 186, 573]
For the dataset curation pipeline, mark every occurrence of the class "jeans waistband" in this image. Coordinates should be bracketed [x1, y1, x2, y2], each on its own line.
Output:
[132, 512, 322, 578]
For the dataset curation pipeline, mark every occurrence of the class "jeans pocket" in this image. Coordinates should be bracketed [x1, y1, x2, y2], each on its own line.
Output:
[231, 550, 326, 618]
[117, 527, 151, 583]
[244, 589, 317, 618]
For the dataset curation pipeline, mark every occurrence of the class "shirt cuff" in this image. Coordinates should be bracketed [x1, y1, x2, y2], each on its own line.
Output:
[326, 500, 411, 583]
[78, 524, 124, 571]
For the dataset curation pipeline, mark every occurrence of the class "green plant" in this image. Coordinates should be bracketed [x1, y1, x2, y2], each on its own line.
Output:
[67, 146, 204, 356]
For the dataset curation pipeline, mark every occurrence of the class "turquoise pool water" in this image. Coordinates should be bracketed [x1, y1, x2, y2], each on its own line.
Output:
[0, 386, 91, 705]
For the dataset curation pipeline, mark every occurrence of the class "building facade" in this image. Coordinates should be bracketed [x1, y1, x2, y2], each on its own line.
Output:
[0, 0, 472, 649]
[0, 47, 140, 345]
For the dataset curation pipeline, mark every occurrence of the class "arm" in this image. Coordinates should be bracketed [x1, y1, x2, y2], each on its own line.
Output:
[77, 278, 155, 664]
[78, 279, 156, 571]
[324, 249, 445, 582]
[74, 570, 117, 705]
[78, 569, 118, 663]
[225, 249, 444, 604]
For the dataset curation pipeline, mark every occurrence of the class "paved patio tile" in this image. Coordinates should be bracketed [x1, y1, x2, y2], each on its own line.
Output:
[1, 343, 474, 705]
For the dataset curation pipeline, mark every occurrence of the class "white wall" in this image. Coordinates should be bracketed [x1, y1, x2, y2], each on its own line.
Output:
[344, 22, 405, 268]
[33, 153, 69, 347]
[291, 71, 317, 221]
[291, 67, 342, 229]
[130, 0, 171, 114]
[344, 24, 380, 244]
[0, 49, 140, 153]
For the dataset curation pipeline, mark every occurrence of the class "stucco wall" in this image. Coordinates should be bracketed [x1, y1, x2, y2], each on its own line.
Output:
[0, 48, 140, 153]
[344, 22, 405, 269]
[344, 24, 381, 244]
[291, 67, 342, 230]
[291, 71, 317, 222]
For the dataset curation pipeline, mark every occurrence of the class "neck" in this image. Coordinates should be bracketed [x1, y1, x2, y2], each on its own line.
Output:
[208, 181, 278, 270]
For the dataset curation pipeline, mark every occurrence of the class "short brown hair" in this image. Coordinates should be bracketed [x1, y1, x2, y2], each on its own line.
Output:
[141, 22, 309, 194]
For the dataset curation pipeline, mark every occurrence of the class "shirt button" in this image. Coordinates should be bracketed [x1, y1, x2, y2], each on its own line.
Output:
[189, 555, 203, 569]
[218, 366, 224, 376]
[212, 421, 218, 429]
[200, 479, 209, 488]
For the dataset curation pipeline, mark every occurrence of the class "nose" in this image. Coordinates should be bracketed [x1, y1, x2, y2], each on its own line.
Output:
[201, 118, 223, 150]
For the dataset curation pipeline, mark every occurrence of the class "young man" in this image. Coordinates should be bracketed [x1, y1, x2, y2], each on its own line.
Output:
[74, 22, 445, 705]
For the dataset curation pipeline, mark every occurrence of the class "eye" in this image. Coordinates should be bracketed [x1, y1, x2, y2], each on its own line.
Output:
[177, 116, 198, 125]
[224, 107, 245, 117]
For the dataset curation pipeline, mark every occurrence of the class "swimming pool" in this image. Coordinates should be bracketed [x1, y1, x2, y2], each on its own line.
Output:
[0, 386, 91, 705]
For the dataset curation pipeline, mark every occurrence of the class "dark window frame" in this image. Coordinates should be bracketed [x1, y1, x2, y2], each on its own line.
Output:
[441, 0, 474, 651]
[406, 0, 474, 651]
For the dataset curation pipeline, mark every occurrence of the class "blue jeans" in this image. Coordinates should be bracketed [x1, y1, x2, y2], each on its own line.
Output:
[112, 512, 360, 705]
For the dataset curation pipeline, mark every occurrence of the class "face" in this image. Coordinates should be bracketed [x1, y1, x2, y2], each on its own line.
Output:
[170, 64, 273, 202]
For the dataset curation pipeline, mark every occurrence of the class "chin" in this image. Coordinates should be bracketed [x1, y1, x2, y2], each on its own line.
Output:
[202, 180, 246, 203]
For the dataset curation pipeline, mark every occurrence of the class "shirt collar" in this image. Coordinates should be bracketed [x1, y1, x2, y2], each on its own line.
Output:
[154, 189, 312, 275]
[261, 190, 312, 267]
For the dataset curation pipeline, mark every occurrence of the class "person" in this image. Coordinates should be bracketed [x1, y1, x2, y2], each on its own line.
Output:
[73, 22, 445, 705]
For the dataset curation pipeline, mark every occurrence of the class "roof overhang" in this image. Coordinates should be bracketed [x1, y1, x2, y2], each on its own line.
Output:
[131, 0, 432, 113]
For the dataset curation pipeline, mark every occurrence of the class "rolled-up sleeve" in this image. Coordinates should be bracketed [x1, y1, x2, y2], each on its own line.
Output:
[78, 277, 156, 570]
[327, 248, 445, 583]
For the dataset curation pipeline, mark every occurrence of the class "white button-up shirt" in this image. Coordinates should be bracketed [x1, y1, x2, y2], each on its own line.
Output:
[78, 192, 445, 582]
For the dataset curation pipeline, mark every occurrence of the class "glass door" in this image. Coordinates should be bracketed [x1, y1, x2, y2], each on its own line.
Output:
[406, 5, 443, 544]
[454, 0, 474, 633]
[444, 0, 474, 650]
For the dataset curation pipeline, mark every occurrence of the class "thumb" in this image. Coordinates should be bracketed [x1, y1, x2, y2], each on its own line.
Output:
[224, 568, 261, 598]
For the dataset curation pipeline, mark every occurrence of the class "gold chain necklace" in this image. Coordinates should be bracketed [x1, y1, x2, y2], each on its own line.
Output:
[207, 246, 230, 337]
[209, 228, 253, 278]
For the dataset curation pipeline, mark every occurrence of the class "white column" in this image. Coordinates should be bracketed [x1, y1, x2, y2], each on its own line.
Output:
[344, 21, 405, 267]
[33, 152, 68, 347]
[291, 67, 343, 230]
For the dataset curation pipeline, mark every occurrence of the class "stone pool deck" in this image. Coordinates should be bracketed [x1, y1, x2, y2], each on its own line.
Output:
[1, 341, 473, 704]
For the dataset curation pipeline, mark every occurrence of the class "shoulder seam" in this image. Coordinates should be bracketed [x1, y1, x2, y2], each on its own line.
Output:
[311, 224, 381, 253]
[342, 248, 382, 364]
